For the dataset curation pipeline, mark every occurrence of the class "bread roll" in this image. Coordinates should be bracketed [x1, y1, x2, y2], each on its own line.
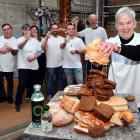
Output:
[121, 111, 134, 124]
[49, 102, 74, 126]
[125, 95, 135, 102]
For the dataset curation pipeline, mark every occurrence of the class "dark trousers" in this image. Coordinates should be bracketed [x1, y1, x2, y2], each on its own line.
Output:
[36, 52, 46, 85]
[15, 69, 37, 107]
[45, 66, 63, 96]
[0, 71, 13, 99]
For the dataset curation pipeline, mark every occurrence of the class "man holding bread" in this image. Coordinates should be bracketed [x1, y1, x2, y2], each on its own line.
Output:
[98, 7, 140, 111]
[73, 14, 108, 73]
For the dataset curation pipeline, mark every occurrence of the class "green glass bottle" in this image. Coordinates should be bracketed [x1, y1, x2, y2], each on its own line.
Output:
[31, 84, 44, 128]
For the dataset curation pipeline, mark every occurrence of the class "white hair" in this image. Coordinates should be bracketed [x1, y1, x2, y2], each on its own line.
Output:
[115, 7, 136, 22]
[88, 14, 98, 20]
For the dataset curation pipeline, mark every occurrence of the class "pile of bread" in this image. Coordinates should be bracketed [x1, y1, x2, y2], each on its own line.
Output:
[86, 69, 116, 101]
[84, 38, 109, 65]
[48, 70, 134, 138]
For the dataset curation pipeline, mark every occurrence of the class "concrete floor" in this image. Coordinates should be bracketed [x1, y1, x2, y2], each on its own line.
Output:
[0, 99, 31, 140]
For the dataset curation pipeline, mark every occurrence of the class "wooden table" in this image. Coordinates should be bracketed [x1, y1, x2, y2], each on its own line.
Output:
[24, 92, 140, 140]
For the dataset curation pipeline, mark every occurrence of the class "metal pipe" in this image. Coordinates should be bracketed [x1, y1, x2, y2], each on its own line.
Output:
[96, 0, 100, 18]
[59, 0, 71, 23]
[103, 3, 140, 8]
[39, 0, 44, 36]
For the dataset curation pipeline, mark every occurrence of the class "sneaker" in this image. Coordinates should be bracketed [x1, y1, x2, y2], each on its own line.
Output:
[15, 106, 21, 112]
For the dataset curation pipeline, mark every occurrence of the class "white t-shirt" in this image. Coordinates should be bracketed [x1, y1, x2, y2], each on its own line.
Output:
[0, 35, 18, 72]
[62, 37, 85, 68]
[79, 27, 108, 45]
[17, 37, 42, 70]
[46, 35, 64, 68]
[108, 32, 140, 107]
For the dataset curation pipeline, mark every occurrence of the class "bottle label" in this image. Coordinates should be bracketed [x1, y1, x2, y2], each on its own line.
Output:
[41, 120, 53, 132]
[32, 101, 44, 124]
[33, 105, 44, 117]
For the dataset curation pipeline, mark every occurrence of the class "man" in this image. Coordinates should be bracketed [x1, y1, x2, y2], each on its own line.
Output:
[74, 14, 108, 72]
[41, 23, 64, 100]
[99, 7, 140, 110]
[60, 22, 85, 86]
[15, 24, 42, 111]
[0, 23, 18, 104]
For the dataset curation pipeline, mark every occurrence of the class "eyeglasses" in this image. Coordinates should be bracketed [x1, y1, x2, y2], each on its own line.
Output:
[3, 28, 10, 31]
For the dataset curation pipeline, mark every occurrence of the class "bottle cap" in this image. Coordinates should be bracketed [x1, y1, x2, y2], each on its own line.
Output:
[44, 105, 50, 112]
[33, 84, 41, 90]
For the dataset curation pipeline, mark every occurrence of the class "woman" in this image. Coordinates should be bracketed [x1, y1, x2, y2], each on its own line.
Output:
[31, 25, 46, 86]
[15, 24, 42, 111]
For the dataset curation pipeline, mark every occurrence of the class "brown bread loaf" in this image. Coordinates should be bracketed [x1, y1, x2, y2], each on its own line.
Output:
[93, 103, 115, 122]
[88, 124, 106, 138]
[78, 96, 97, 111]
[89, 69, 107, 77]
[104, 78, 116, 89]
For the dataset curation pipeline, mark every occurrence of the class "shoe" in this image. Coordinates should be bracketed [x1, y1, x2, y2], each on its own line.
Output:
[8, 97, 13, 104]
[0, 96, 7, 103]
[15, 106, 21, 112]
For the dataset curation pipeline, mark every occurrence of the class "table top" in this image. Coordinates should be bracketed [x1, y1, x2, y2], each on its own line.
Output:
[24, 92, 140, 140]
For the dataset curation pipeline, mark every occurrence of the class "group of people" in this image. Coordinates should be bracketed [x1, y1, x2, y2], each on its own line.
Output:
[1, 6, 140, 112]
[0, 24, 46, 111]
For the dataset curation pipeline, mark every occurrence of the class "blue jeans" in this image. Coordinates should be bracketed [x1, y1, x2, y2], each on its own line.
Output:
[64, 68, 83, 86]
[45, 66, 63, 96]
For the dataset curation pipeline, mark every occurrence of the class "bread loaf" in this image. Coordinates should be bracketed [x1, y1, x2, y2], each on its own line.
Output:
[93, 103, 115, 122]
[88, 124, 106, 138]
[60, 95, 80, 114]
[78, 96, 97, 111]
[97, 96, 128, 112]
[49, 102, 74, 126]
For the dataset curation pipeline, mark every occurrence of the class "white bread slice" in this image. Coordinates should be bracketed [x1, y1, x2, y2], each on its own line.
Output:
[110, 112, 123, 126]
[74, 125, 88, 134]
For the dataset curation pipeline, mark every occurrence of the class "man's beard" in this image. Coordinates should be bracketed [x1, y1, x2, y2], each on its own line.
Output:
[52, 31, 58, 36]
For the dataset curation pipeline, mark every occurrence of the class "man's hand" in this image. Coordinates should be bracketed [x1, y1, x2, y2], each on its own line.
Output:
[0, 47, 10, 54]
[98, 42, 118, 57]
[45, 31, 51, 39]
[70, 50, 77, 55]
[27, 54, 37, 62]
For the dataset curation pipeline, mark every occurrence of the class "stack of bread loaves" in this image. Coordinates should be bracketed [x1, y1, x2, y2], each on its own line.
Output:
[86, 69, 116, 101]
[48, 68, 134, 138]
[58, 94, 134, 138]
